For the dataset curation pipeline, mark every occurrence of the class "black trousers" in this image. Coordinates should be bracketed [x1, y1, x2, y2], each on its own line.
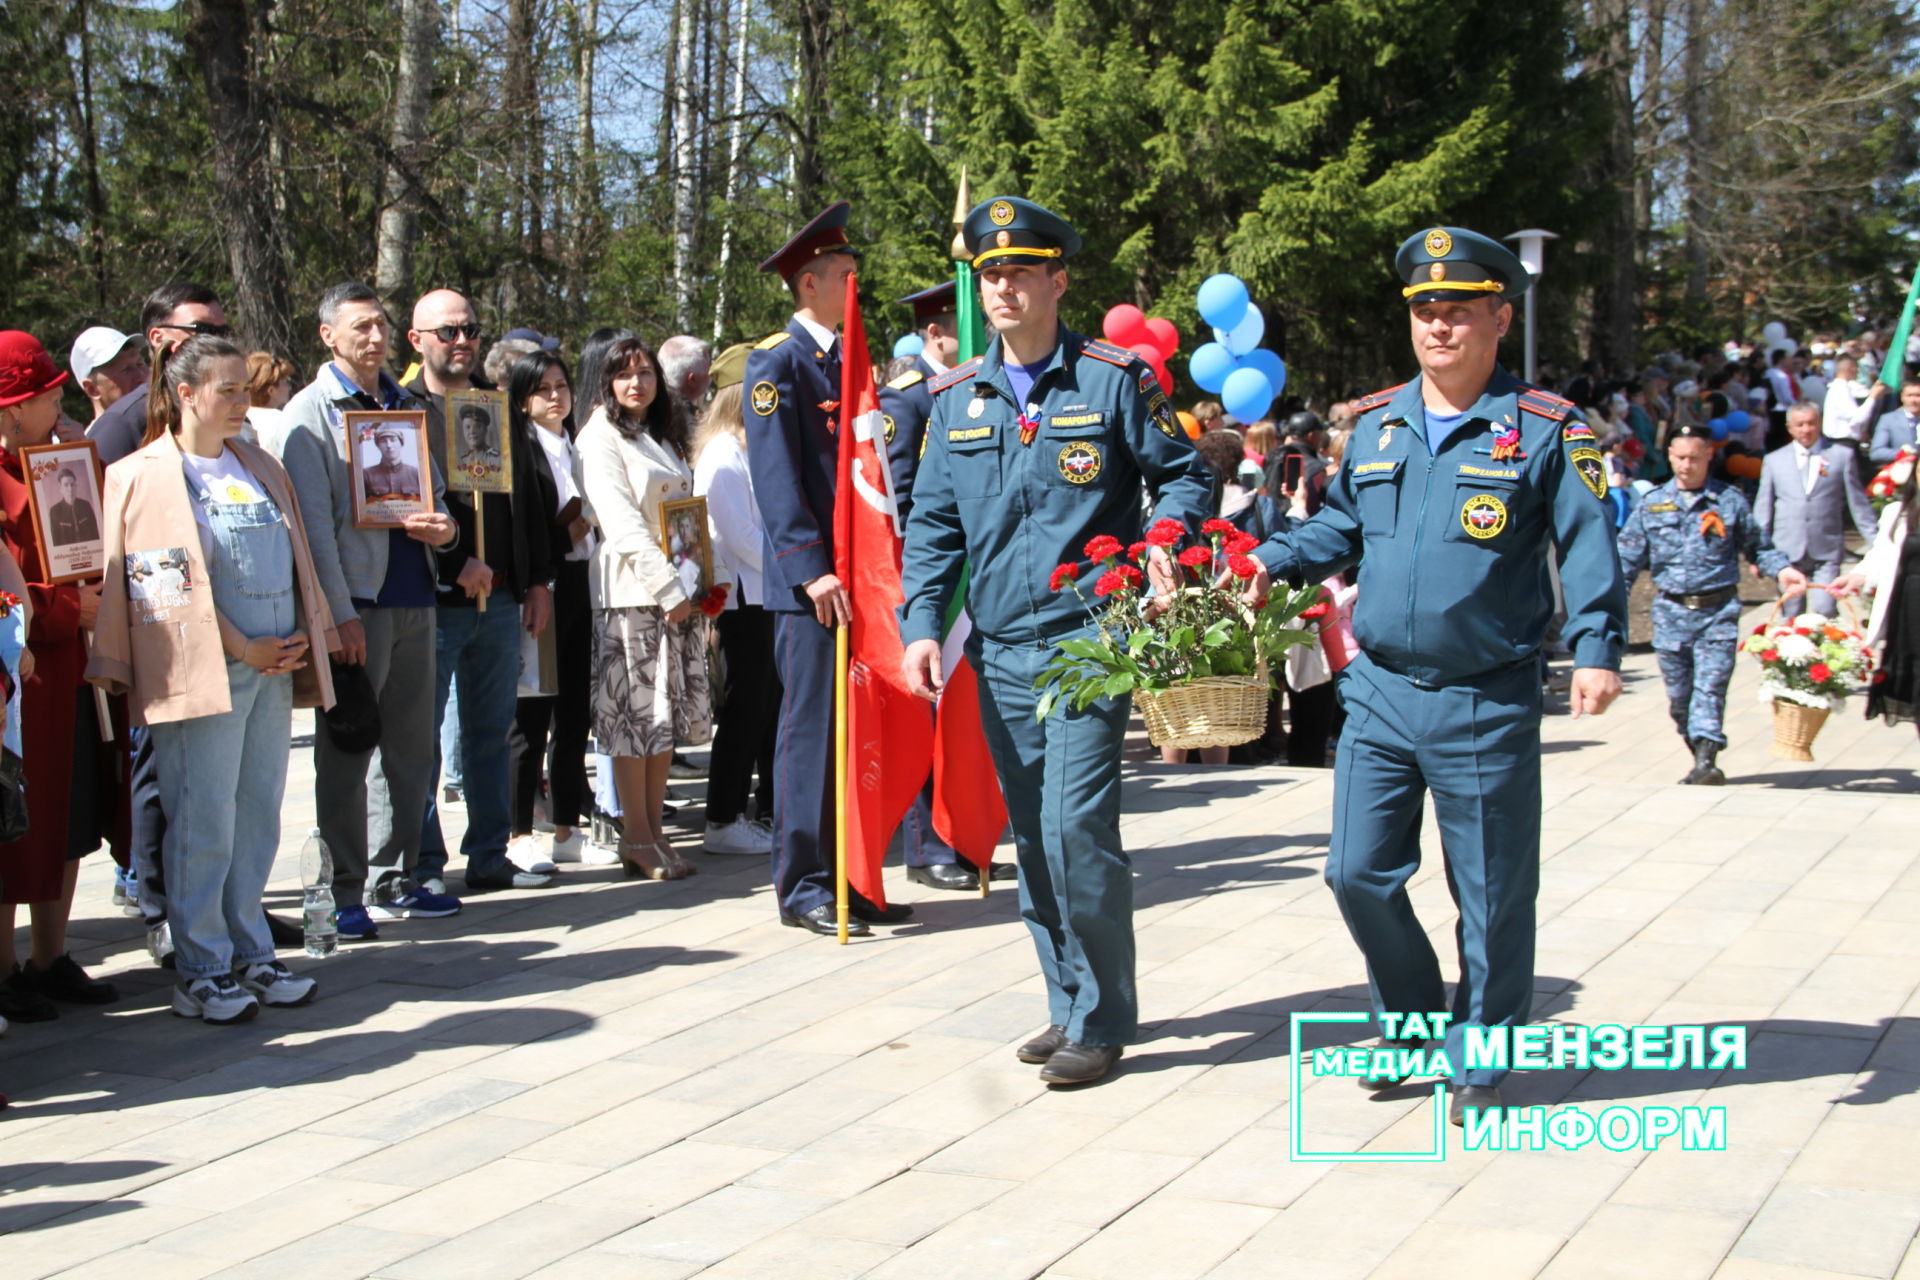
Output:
[707, 603, 778, 825]
[510, 561, 593, 833]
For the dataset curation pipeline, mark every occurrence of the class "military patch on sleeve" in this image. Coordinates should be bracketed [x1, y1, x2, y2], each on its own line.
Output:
[750, 381, 780, 416]
[1562, 422, 1595, 443]
[882, 413, 897, 443]
[1568, 445, 1607, 500]
[755, 331, 792, 351]
[1153, 400, 1178, 437]
[885, 369, 925, 391]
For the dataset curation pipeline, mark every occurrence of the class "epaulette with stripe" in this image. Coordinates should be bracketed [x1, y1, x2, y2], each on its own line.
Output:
[930, 357, 983, 393]
[1079, 338, 1140, 368]
[1517, 387, 1573, 422]
[754, 331, 792, 350]
[1352, 383, 1407, 415]
[885, 369, 926, 390]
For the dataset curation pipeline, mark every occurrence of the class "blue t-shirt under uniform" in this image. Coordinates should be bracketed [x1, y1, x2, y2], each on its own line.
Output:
[1003, 351, 1055, 424]
[1423, 409, 1468, 454]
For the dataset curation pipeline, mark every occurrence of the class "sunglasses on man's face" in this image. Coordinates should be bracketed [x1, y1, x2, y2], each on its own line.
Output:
[427, 324, 482, 343]
[160, 321, 233, 338]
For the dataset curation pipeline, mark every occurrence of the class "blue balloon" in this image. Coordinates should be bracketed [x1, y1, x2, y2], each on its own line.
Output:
[1724, 408, 1750, 433]
[1221, 367, 1274, 423]
[1188, 342, 1237, 395]
[1221, 304, 1265, 356]
[1708, 416, 1729, 442]
[1196, 274, 1250, 331]
[1238, 348, 1287, 396]
[891, 333, 924, 358]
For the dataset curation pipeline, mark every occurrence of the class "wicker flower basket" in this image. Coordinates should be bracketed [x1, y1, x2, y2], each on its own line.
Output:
[1137, 673, 1269, 750]
[1768, 699, 1830, 762]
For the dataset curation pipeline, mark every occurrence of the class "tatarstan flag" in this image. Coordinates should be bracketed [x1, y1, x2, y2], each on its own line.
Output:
[834, 273, 934, 909]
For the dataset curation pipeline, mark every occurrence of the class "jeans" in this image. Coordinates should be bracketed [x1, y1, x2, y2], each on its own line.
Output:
[419, 601, 521, 880]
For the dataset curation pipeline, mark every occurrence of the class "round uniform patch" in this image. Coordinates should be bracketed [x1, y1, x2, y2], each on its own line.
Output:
[1058, 441, 1103, 484]
[1461, 493, 1507, 539]
[1425, 228, 1453, 257]
[1569, 446, 1607, 500]
[989, 199, 1016, 226]
[882, 413, 896, 443]
[750, 380, 779, 416]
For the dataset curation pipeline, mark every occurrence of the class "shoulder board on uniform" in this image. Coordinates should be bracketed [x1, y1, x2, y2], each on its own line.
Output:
[1352, 383, 1407, 415]
[1079, 338, 1139, 368]
[885, 369, 926, 391]
[1518, 387, 1574, 423]
[930, 358, 983, 394]
[754, 331, 793, 351]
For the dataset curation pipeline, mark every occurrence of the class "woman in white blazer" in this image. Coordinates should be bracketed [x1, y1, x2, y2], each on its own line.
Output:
[1836, 456, 1920, 726]
[575, 337, 727, 879]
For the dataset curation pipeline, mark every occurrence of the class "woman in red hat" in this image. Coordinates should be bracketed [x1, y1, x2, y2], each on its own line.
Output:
[0, 330, 121, 1023]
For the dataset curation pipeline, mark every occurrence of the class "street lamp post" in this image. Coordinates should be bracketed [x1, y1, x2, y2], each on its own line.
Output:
[1505, 229, 1558, 385]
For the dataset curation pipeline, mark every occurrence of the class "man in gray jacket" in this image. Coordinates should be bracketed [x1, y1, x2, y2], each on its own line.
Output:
[1755, 400, 1878, 617]
[267, 282, 463, 941]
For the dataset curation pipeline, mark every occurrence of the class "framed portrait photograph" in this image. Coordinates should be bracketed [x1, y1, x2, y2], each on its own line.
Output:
[446, 388, 512, 495]
[20, 440, 106, 585]
[658, 496, 713, 603]
[347, 410, 435, 529]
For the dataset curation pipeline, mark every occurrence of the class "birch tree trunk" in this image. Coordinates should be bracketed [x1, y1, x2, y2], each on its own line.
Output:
[710, 0, 751, 342]
[670, 0, 698, 329]
[376, 0, 438, 319]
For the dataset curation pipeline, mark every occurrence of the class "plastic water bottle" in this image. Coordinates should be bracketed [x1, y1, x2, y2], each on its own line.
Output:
[300, 827, 337, 958]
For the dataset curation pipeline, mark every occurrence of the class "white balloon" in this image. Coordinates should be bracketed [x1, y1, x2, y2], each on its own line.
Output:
[1222, 304, 1265, 357]
[1762, 321, 1788, 343]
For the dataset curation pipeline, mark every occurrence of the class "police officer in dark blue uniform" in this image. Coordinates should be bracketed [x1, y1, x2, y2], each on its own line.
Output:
[1618, 424, 1805, 784]
[900, 197, 1212, 1085]
[1239, 227, 1629, 1122]
[744, 202, 914, 936]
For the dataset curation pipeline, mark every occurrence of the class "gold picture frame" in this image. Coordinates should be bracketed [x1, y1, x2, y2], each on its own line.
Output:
[658, 495, 713, 602]
[446, 388, 512, 495]
[347, 410, 435, 529]
[20, 440, 106, 585]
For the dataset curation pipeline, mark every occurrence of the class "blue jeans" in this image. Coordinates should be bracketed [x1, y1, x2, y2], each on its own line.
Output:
[419, 602, 521, 879]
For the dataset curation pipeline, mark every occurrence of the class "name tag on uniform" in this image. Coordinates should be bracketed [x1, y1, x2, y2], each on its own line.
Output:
[1048, 412, 1107, 429]
[1352, 460, 1400, 477]
[1645, 501, 1678, 513]
[1456, 465, 1520, 480]
[948, 426, 994, 443]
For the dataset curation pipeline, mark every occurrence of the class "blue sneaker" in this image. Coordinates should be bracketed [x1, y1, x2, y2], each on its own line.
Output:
[335, 904, 380, 941]
[367, 887, 462, 922]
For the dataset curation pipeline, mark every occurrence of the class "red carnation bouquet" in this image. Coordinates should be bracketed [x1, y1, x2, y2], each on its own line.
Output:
[1034, 517, 1318, 720]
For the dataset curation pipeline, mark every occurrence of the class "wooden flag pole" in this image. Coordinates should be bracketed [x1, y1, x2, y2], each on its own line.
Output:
[834, 622, 850, 944]
[473, 494, 489, 612]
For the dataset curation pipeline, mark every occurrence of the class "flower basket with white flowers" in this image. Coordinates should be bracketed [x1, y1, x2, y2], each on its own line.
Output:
[1742, 602, 1873, 761]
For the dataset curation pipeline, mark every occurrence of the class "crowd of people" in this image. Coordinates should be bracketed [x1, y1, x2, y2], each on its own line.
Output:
[0, 202, 1916, 1108]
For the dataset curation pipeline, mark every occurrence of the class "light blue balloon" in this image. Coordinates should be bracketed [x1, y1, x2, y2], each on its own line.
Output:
[1188, 342, 1237, 395]
[1196, 274, 1250, 331]
[1239, 348, 1286, 396]
[1724, 408, 1750, 433]
[891, 333, 924, 358]
[1708, 416, 1729, 442]
[1221, 367, 1274, 423]
[1222, 304, 1265, 356]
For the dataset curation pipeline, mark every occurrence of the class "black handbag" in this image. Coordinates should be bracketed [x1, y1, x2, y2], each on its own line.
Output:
[0, 746, 29, 845]
[320, 659, 383, 754]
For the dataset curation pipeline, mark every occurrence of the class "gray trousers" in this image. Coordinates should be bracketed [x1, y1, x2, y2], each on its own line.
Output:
[1781, 554, 1846, 619]
[313, 606, 437, 906]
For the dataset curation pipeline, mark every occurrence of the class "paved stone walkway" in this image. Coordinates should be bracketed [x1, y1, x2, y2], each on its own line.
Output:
[3, 616, 1918, 1279]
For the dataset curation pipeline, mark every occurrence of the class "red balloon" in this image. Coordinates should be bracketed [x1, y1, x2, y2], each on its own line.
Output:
[1144, 317, 1180, 360]
[1104, 304, 1150, 349]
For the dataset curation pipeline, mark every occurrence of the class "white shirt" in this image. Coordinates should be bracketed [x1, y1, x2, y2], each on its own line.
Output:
[181, 447, 269, 561]
[1823, 379, 1879, 441]
[792, 312, 837, 358]
[693, 431, 764, 607]
[532, 424, 594, 561]
[1791, 441, 1826, 495]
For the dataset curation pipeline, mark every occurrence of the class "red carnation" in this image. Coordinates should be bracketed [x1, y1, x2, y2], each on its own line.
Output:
[1809, 662, 1832, 682]
[1794, 628, 1811, 636]
[1128, 541, 1147, 560]
[1095, 566, 1142, 597]
[1116, 564, 1144, 589]
[1201, 517, 1236, 536]
[1760, 649, 1780, 662]
[1177, 546, 1213, 568]
[1227, 554, 1260, 580]
[1300, 600, 1330, 619]
[1049, 563, 1079, 592]
[1753, 625, 1766, 636]
[1224, 531, 1259, 555]
[1084, 534, 1123, 562]
[1145, 518, 1186, 548]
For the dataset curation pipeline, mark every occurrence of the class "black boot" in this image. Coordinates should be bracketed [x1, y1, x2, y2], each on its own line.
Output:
[1679, 736, 1701, 784]
[1688, 737, 1725, 786]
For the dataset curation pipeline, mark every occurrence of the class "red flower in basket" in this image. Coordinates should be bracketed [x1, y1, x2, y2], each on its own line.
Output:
[1227, 554, 1260, 580]
[1808, 662, 1832, 682]
[1083, 534, 1123, 562]
[1144, 518, 1185, 548]
[1224, 531, 1259, 555]
[1176, 546, 1212, 569]
[1093, 566, 1143, 597]
[1760, 649, 1779, 662]
[1049, 563, 1079, 592]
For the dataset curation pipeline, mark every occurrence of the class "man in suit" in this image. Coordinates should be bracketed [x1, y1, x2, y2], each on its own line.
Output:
[47, 468, 99, 545]
[1755, 400, 1877, 617]
[1868, 380, 1920, 464]
[363, 427, 422, 500]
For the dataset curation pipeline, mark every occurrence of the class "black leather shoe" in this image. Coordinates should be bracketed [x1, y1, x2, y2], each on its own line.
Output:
[906, 863, 977, 891]
[1448, 1084, 1505, 1127]
[464, 868, 554, 892]
[1039, 1042, 1122, 1085]
[849, 900, 913, 924]
[1017, 1025, 1068, 1063]
[1356, 1038, 1426, 1091]
[24, 955, 118, 1005]
[780, 904, 871, 937]
[265, 912, 305, 947]
[988, 862, 1017, 881]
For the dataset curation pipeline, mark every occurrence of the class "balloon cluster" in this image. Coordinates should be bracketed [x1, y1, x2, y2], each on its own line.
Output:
[1189, 275, 1285, 423]
[1100, 305, 1177, 394]
[1704, 409, 1752, 443]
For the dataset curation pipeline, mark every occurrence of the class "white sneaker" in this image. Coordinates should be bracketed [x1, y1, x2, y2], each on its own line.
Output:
[172, 974, 259, 1024]
[746, 816, 775, 841]
[236, 961, 318, 1007]
[507, 834, 558, 875]
[548, 830, 586, 862]
[576, 840, 621, 866]
[705, 816, 773, 855]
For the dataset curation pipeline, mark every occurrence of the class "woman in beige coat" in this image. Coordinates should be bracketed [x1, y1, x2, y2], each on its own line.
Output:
[89, 337, 338, 1025]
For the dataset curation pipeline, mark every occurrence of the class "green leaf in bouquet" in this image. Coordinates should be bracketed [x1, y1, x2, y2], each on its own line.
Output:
[1104, 672, 1135, 697]
[1128, 629, 1153, 653]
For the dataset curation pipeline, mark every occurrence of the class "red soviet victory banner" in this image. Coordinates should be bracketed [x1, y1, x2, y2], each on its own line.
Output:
[833, 272, 935, 909]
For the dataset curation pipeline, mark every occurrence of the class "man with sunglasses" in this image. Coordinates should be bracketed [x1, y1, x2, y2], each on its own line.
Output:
[88, 282, 229, 467]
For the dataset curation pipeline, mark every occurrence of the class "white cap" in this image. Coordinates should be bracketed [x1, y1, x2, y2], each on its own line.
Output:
[69, 326, 138, 384]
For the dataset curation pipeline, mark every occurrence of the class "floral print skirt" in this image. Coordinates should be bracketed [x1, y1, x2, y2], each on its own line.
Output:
[591, 606, 712, 758]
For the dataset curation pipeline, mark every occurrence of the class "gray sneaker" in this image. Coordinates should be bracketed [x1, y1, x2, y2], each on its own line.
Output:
[172, 974, 259, 1025]
[237, 961, 318, 1007]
